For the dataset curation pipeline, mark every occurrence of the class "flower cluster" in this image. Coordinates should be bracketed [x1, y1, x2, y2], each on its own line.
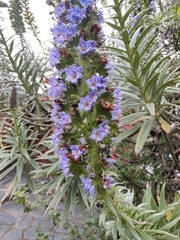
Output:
[48, 0, 122, 196]
[129, 1, 155, 28]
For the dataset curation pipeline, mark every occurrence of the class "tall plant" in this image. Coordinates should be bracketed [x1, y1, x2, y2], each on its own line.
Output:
[41, 1, 180, 239]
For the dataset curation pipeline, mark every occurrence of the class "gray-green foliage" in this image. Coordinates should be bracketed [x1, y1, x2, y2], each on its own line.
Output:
[99, 183, 180, 239]
[0, 5, 51, 199]
[8, 0, 26, 34]
[105, 0, 180, 155]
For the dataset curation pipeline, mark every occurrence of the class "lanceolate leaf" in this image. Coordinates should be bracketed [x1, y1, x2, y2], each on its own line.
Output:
[135, 117, 155, 154]
[117, 124, 142, 142]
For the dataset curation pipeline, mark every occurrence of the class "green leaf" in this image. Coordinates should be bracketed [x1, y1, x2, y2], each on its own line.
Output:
[147, 229, 180, 239]
[16, 156, 24, 182]
[141, 52, 161, 78]
[132, 48, 140, 71]
[146, 103, 155, 116]
[0, 1, 7, 7]
[158, 183, 166, 212]
[117, 124, 142, 142]
[136, 228, 155, 240]
[121, 111, 149, 124]
[160, 216, 180, 231]
[105, 21, 122, 32]
[20, 148, 30, 161]
[135, 117, 155, 154]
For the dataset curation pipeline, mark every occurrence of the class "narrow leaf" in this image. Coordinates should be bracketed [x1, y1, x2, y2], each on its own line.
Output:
[135, 117, 155, 154]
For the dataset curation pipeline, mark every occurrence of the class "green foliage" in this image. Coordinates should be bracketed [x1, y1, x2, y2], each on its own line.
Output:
[21, 0, 43, 50]
[8, 0, 26, 34]
[0, 108, 45, 197]
[106, 0, 180, 153]
[99, 183, 180, 239]
[0, 1, 7, 8]
[103, 0, 180, 198]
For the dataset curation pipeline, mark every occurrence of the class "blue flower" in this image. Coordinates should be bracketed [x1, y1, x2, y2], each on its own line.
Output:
[66, 5, 87, 24]
[54, 2, 66, 18]
[78, 95, 94, 111]
[50, 103, 61, 121]
[102, 175, 114, 189]
[149, 1, 155, 12]
[52, 126, 64, 147]
[97, 10, 104, 24]
[60, 155, 73, 177]
[111, 104, 122, 120]
[70, 145, 82, 160]
[81, 177, 95, 196]
[77, 37, 97, 55]
[57, 112, 72, 128]
[65, 64, 84, 84]
[79, 0, 94, 7]
[99, 120, 110, 133]
[90, 123, 109, 142]
[86, 91, 97, 103]
[106, 158, 115, 165]
[113, 89, 123, 103]
[49, 48, 61, 67]
[86, 75, 107, 95]
[48, 77, 67, 100]
[51, 23, 77, 45]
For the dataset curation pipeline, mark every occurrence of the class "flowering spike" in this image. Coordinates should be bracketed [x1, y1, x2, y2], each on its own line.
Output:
[48, 0, 122, 196]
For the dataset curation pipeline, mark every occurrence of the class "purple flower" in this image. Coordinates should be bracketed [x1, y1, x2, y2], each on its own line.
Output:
[78, 95, 94, 111]
[90, 122, 109, 142]
[102, 176, 114, 189]
[106, 158, 115, 165]
[48, 77, 67, 100]
[51, 23, 77, 45]
[49, 48, 61, 67]
[97, 10, 104, 24]
[79, 0, 94, 7]
[54, 2, 66, 18]
[80, 137, 87, 145]
[50, 103, 61, 121]
[86, 164, 91, 171]
[86, 75, 107, 95]
[66, 5, 86, 24]
[149, 1, 155, 12]
[111, 104, 122, 120]
[58, 112, 72, 128]
[86, 76, 98, 90]
[77, 37, 97, 55]
[52, 126, 64, 147]
[87, 91, 97, 103]
[113, 89, 123, 103]
[70, 145, 82, 160]
[99, 120, 110, 133]
[60, 154, 73, 177]
[81, 177, 95, 196]
[65, 64, 84, 84]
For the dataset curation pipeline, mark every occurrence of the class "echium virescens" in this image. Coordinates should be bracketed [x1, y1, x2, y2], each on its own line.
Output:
[48, 0, 122, 196]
